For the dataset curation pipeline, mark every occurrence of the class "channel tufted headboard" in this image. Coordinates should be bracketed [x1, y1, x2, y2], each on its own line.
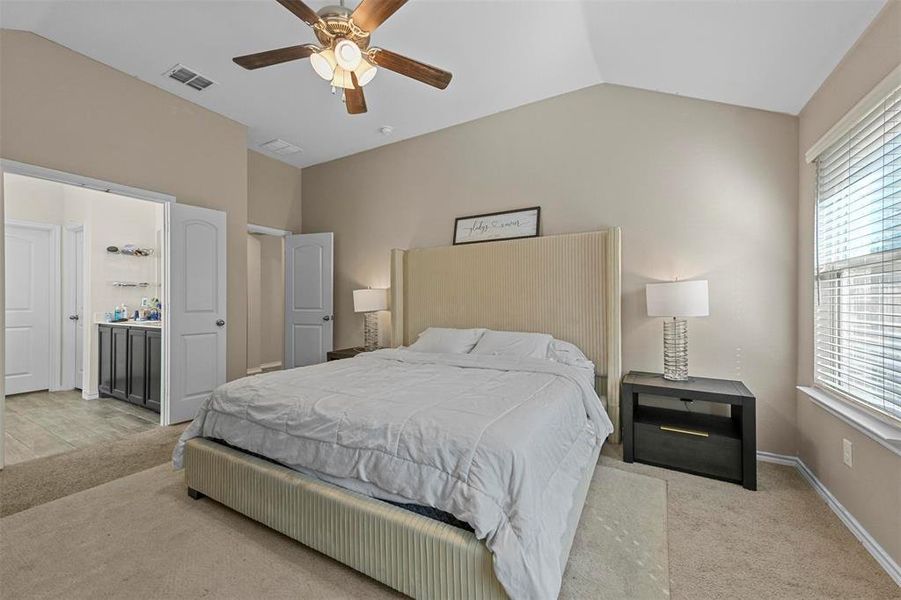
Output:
[389, 228, 622, 441]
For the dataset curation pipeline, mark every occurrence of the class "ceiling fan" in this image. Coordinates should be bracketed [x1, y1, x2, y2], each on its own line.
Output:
[233, 0, 452, 115]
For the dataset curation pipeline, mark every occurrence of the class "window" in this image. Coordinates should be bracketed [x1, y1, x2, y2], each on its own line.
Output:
[815, 85, 901, 421]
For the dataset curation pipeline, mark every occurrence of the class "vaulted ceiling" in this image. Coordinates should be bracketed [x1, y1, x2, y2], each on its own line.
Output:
[0, 0, 885, 167]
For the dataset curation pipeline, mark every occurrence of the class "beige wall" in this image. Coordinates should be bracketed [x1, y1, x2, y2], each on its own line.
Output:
[248, 150, 302, 233]
[0, 29, 248, 381]
[796, 2, 901, 565]
[302, 83, 800, 455]
[1, 30, 304, 384]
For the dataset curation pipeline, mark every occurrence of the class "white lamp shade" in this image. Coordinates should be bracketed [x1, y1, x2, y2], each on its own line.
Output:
[331, 66, 355, 90]
[335, 39, 362, 71]
[646, 280, 709, 317]
[354, 58, 377, 87]
[310, 49, 336, 80]
[354, 288, 388, 313]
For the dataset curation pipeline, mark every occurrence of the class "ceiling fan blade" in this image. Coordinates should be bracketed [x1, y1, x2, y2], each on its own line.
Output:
[345, 73, 367, 114]
[233, 44, 317, 70]
[275, 0, 323, 27]
[351, 0, 408, 33]
[369, 48, 452, 90]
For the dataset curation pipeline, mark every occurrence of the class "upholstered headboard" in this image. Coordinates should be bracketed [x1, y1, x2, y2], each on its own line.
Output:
[389, 229, 622, 441]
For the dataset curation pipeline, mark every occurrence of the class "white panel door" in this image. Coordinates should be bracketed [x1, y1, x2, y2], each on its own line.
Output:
[284, 233, 333, 368]
[63, 225, 85, 390]
[74, 227, 84, 389]
[5, 222, 53, 395]
[165, 203, 227, 425]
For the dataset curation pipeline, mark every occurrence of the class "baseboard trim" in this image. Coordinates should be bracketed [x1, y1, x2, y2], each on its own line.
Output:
[757, 451, 901, 586]
[260, 361, 282, 372]
[246, 367, 263, 376]
[81, 392, 99, 400]
[755, 451, 797, 466]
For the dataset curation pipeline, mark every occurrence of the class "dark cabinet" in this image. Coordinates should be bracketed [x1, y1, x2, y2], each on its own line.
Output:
[127, 329, 147, 405]
[98, 324, 161, 413]
[111, 327, 128, 400]
[146, 331, 162, 412]
[98, 325, 112, 395]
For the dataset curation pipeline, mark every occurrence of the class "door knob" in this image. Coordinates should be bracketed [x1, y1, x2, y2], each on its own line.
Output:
[216, 319, 226, 327]
[68, 315, 79, 321]
[322, 315, 331, 321]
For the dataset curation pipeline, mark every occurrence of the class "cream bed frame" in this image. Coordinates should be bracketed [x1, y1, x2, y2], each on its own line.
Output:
[184, 228, 622, 599]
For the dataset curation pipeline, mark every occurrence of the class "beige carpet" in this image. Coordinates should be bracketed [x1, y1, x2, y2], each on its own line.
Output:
[600, 448, 901, 600]
[0, 423, 187, 517]
[0, 462, 668, 600]
[2, 439, 898, 599]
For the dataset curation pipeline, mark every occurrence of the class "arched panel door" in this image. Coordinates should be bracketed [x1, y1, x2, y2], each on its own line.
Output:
[284, 232, 333, 368]
[165, 203, 227, 425]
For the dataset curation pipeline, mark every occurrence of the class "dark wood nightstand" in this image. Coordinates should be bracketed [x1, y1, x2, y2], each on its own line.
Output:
[621, 371, 757, 490]
[326, 347, 367, 361]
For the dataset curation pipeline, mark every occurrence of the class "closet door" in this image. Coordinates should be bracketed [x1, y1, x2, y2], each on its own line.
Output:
[284, 232, 333, 368]
[4, 221, 55, 395]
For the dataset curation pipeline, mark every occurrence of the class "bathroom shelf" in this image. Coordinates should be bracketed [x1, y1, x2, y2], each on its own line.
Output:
[106, 246, 155, 257]
[110, 281, 159, 288]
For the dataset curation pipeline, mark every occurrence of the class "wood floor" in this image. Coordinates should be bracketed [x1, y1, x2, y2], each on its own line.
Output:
[4, 390, 158, 466]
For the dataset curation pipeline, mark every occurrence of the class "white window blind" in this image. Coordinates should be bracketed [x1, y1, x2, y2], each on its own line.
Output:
[815, 85, 901, 421]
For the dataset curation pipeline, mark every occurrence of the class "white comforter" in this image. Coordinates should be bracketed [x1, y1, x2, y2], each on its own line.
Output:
[173, 349, 613, 599]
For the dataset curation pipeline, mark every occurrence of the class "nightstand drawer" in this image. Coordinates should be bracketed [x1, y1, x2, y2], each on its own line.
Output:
[634, 421, 741, 482]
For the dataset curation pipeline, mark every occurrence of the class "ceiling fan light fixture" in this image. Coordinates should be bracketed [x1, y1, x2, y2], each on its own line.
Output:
[331, 66, 355, 90]
[310, 48, 336, 80]
[335, 38, 362, 71]
[354, 58, 377, 87]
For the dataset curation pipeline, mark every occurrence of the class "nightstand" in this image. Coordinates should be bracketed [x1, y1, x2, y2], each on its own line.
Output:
[621, 371, 757, 490]
[326, 347, 367, 361]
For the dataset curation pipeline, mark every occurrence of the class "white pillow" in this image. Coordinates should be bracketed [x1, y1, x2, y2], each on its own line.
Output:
[408, 327, 486, 354]
[471, 330, 553, 359]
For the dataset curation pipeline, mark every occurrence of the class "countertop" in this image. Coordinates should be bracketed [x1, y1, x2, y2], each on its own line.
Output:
[96, 320, 162, 329]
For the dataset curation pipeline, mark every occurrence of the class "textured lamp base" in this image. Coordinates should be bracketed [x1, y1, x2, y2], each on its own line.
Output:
[363, 312, 379, 351]
[663, 318, 689, 381]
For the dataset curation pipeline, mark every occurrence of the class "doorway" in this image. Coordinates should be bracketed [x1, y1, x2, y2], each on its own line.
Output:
[63, 224, 85, 391]
[1, 161, 229, 468]
[3, 172, 164, 465]
[247, 225, 286, 375]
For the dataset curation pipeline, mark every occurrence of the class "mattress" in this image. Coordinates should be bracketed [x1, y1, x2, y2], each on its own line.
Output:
[174, 349, 613, 599]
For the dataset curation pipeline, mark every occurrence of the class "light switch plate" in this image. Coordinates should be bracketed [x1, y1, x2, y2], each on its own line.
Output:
[842, 438, 853, 468]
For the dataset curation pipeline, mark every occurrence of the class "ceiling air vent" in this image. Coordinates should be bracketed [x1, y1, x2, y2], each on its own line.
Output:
[164, 64, 215, 91]
[259, 138, 303, 155]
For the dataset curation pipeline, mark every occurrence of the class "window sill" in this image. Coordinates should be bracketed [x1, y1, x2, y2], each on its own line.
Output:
[797, 386, 901, 458]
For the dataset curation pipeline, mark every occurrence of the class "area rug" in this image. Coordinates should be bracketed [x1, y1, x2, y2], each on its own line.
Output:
[0, 461, 669, 599]
[0, 423, 187, 517]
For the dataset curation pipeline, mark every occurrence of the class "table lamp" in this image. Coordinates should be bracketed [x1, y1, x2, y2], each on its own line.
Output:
[353, 288, 388, 351]
[646, 280, 709, 381]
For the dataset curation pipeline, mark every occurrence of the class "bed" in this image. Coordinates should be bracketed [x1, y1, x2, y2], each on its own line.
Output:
[174, 229, 622, 600]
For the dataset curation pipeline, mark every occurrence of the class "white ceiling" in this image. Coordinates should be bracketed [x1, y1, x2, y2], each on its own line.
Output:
[0, 0, 885, 168]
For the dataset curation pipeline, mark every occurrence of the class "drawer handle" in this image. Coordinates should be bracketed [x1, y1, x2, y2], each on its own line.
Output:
[660, 425, 709, 438]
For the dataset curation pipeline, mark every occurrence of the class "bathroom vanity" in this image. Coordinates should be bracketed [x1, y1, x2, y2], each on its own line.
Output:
[98, 322, 162, 413]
